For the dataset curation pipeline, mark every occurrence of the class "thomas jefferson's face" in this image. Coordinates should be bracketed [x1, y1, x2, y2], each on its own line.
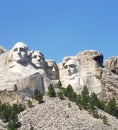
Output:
[31, 51, 45, 68]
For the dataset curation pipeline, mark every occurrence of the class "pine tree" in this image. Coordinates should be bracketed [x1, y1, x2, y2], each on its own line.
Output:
[57, 80, 62, 88]
[102, 115, 108, 125]
[88, 98, 95, 112]
[81, 86, 89, 109]
[7, 120, 16, 130]
[57, 91, 64, 100]
[48, 84, 56, 97]
[34, 89, 43, 103]
[63, 84, 77, 102]
[106, 97, 116, 115]
[27, 100, 33, 108]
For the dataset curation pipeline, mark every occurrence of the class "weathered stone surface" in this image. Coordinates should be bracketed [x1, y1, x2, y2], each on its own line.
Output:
[104, 56, 118, 74]
[46, 59, 59, 80]
[0, 43, 118, 105]
[59, 50, 103, 94]
[0, 43, 118, 130]
[0, 43, 51, 102]
[59, 50, 118, 103]
[0, 45, 7, 55]
[31, 50, 47, 69]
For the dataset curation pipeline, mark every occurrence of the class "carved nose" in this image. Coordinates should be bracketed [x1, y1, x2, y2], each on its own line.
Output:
[36, 57, 40, 61]
[17, 49, 21, 54]
[52, 67, 55, 72]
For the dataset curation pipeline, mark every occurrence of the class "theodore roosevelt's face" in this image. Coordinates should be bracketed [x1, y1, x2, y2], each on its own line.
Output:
[47, 60, 59, 80]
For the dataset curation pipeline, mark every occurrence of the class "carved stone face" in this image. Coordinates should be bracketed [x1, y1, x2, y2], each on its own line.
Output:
[46, 60, 59, 80]
[63, 58, 79, 76]
[11, 42, 29, 63]
[31, 51, 46, 69]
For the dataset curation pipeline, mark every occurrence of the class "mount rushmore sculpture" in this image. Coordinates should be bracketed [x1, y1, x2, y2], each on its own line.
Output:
[0, 42, 118, 103]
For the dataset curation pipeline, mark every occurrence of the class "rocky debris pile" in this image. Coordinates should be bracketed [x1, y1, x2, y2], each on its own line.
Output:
[18, 96, 118, 130]
[0, 120, 7, 130]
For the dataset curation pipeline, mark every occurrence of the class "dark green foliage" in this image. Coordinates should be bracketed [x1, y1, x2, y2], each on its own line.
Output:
[7, 120, 21, 130]
[10, 109, 18, 122]
[102, 115, 108, 125]
[81, 86, 89, 109]
[88, 93, 100, 112]
[76, 94, 81, 104]
[48, 81, 118, 124]
[18, 103, 25, 112]
[48, 84, 56, 97]
[34, 89, 43, 103]
[99, 100, 106, 110]
[76, 94, 82, 109]
[81, 86, 89, 98]
[57, 91, 64, 100]
[63, 84, 74, 97]
[57, 80, 62, 88]
[88, 98, 95, 111]
[63, 84, 77, 102]
[0, 103, 11, 122]
[7, 120, 17, 130]
[0, 102, 25, 130]
[27, 100, 33, 108]
[106, 97, 117, 115]
[92, 110, 99, 118]
[91, 93, 100, 106]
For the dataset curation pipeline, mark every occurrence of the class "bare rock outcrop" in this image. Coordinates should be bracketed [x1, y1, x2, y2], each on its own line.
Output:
[0, 45, 7, 55]
[104, 56, 118, 74]
[59, 50, 103, 94]
[59, 50, 118, 103]
[0, 42, 118, 105]
[0, 42, 51, 102]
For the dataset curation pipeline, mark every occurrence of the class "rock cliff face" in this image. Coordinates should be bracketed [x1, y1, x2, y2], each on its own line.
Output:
[59, 50, 118, 102]
[104, 57, 118, 75]
[0, 42, 118, 104]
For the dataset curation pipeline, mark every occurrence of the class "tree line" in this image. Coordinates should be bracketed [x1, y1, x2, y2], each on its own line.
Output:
[47, 80, 118, 124]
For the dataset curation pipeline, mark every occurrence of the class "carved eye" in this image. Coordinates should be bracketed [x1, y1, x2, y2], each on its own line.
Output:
[64, 65, 67, 69]
[70, 64, 76, 68]
[20, 48, 26, 52]
[32, 55, 37, 59]
[64, 64, 76, 69]
[13, 48, 18, 52]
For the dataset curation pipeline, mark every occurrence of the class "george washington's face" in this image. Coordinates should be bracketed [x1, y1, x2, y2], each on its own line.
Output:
[11, 42, 29, 63]
[31, 51, 45, 68]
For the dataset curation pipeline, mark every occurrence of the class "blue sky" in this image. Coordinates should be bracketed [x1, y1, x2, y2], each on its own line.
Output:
[0, 0, 118, 63]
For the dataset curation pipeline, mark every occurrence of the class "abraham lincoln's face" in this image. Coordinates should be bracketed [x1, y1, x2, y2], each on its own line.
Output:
[63, 58, 79, 76]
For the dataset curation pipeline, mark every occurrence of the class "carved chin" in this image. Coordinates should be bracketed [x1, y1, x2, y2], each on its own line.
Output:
[14, 57, 22, 62]
[34, 63, 42, 68]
